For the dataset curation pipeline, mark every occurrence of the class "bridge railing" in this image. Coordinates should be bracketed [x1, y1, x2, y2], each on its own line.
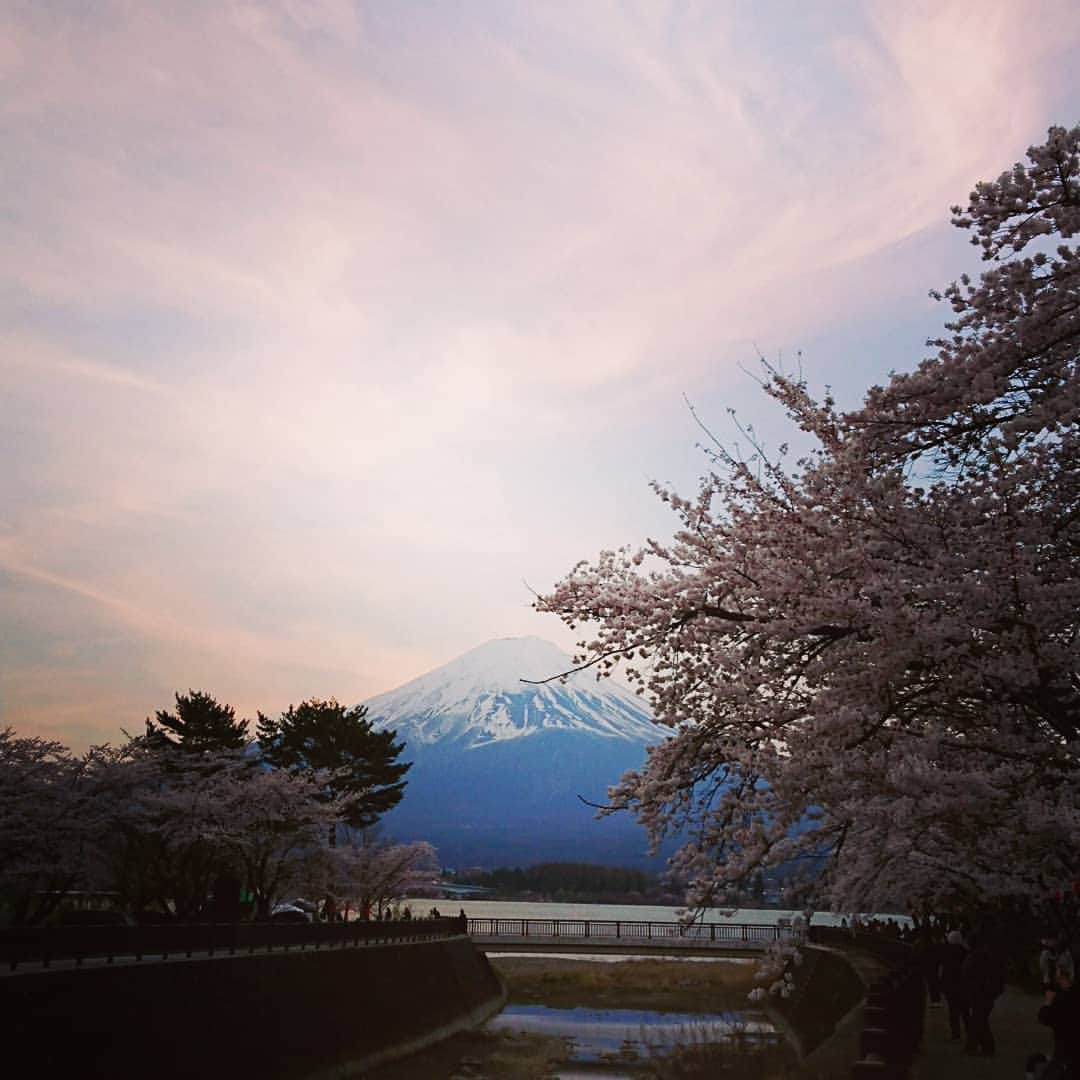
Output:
[466, 917, 802, 945]
[1, 916, 465, 972]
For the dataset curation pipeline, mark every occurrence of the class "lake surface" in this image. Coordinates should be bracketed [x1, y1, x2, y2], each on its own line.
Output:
[409, 897, 900, 926]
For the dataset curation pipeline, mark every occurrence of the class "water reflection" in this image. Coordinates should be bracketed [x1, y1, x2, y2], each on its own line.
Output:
[487, 1004, 775, 1068]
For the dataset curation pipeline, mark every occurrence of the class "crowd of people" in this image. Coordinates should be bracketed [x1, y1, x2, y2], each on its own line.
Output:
[908, 921, 1079, 1075]
[828, 910, 1078, 1073]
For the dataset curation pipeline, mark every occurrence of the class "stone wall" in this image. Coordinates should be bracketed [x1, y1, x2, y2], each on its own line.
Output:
[4, 935, 504, 1078]
[771, 943, 868, 1056]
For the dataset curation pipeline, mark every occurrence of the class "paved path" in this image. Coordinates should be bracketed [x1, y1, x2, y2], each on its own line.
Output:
[796, 951, 1053, 1080]
[912, 986, 1050, 1080]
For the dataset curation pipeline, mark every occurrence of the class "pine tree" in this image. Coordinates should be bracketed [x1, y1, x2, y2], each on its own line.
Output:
[144, 690, 250, 754]
[256, 699, 410, 834]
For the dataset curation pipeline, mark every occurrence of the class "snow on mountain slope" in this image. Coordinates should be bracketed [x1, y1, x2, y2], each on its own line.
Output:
[364, 636, 658, 749]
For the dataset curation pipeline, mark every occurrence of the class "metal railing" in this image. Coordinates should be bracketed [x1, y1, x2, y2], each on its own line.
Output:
[1, 916, 466, 972]
[466, 916, 801, 946]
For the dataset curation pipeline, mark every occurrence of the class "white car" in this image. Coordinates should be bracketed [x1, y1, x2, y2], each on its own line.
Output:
[270, 901, 314, 923]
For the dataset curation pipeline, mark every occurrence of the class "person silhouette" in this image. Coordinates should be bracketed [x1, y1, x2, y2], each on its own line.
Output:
[961, 931, 1006, 1056]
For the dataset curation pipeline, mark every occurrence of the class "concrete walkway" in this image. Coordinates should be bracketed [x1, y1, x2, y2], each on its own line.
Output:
[912, 986, 1050, 1080]
[796, 949, 1053, 1080]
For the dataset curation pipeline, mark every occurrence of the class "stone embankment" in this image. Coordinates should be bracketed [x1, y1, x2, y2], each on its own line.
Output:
[5, 933, 505, 1078]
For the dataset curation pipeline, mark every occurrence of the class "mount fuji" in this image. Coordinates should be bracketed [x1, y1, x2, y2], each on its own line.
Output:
[364, 637, 668, 870]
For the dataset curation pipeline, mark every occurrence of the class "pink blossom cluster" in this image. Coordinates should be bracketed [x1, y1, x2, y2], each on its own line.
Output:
[539, 125, 1080, 913]
[0, 728, 433, 922]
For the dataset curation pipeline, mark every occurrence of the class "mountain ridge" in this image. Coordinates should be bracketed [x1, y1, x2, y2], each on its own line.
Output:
[362, 636, 666, 869]
[365, 635, 658, 749]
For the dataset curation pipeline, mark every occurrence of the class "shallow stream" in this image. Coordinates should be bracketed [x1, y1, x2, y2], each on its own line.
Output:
[486, 1001, 777, 1076]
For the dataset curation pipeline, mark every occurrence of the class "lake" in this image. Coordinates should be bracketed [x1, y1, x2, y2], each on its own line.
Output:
[408, 897, 892, 926]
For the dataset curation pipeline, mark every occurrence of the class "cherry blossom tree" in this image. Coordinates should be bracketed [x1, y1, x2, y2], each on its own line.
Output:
[538, 125, 1079, 913]
[328, 838, 439, 919]
[213, 768, 343, 918]
[0, 729, 100, 923]
[2, 722, 417, 923]
[86, 744, 242, 918]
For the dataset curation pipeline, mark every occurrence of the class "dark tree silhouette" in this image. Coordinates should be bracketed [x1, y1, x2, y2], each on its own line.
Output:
[144, 690, 250, 754]
[256, 699, 410, 834]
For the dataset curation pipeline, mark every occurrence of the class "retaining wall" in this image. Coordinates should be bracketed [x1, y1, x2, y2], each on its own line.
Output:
[4, 934, 504, 1078]
[768, 943, 868, 1058]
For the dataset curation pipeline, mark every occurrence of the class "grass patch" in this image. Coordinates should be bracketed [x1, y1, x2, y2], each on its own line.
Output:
[643, 1024, 799, 1079]
[491, 956, 761, 1011]
[364, 1027, 569, 1080]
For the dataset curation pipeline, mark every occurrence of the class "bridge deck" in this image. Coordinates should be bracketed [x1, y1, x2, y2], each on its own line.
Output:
[471, 935, 767, 958]
[466, 917, 802, 955]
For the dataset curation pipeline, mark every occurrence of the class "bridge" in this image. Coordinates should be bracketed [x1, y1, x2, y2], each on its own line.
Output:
[466, 916, 803, 955]
[1, 915, 806, 971]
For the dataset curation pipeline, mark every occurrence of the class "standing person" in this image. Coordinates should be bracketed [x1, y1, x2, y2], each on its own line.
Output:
[1041, 932, 1077, 994]
[961, 931, 1006, 1057]
[940, 929, 969, 1040]
[920, 927, 944, 1007]
[1038, 965, 1079, 1078]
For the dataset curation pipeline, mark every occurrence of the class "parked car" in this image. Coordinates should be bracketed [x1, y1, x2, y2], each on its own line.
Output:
[270, 908, 310, 923]
[270, 901, 313, 923]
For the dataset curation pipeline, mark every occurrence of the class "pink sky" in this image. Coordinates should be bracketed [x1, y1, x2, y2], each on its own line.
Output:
[3, 1, 1079, 749]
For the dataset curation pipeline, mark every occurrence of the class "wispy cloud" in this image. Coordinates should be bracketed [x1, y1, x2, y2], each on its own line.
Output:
[2, 0, 1077, 747]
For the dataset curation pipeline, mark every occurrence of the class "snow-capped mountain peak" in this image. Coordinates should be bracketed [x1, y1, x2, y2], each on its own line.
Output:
[364, 636, 657, 749]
